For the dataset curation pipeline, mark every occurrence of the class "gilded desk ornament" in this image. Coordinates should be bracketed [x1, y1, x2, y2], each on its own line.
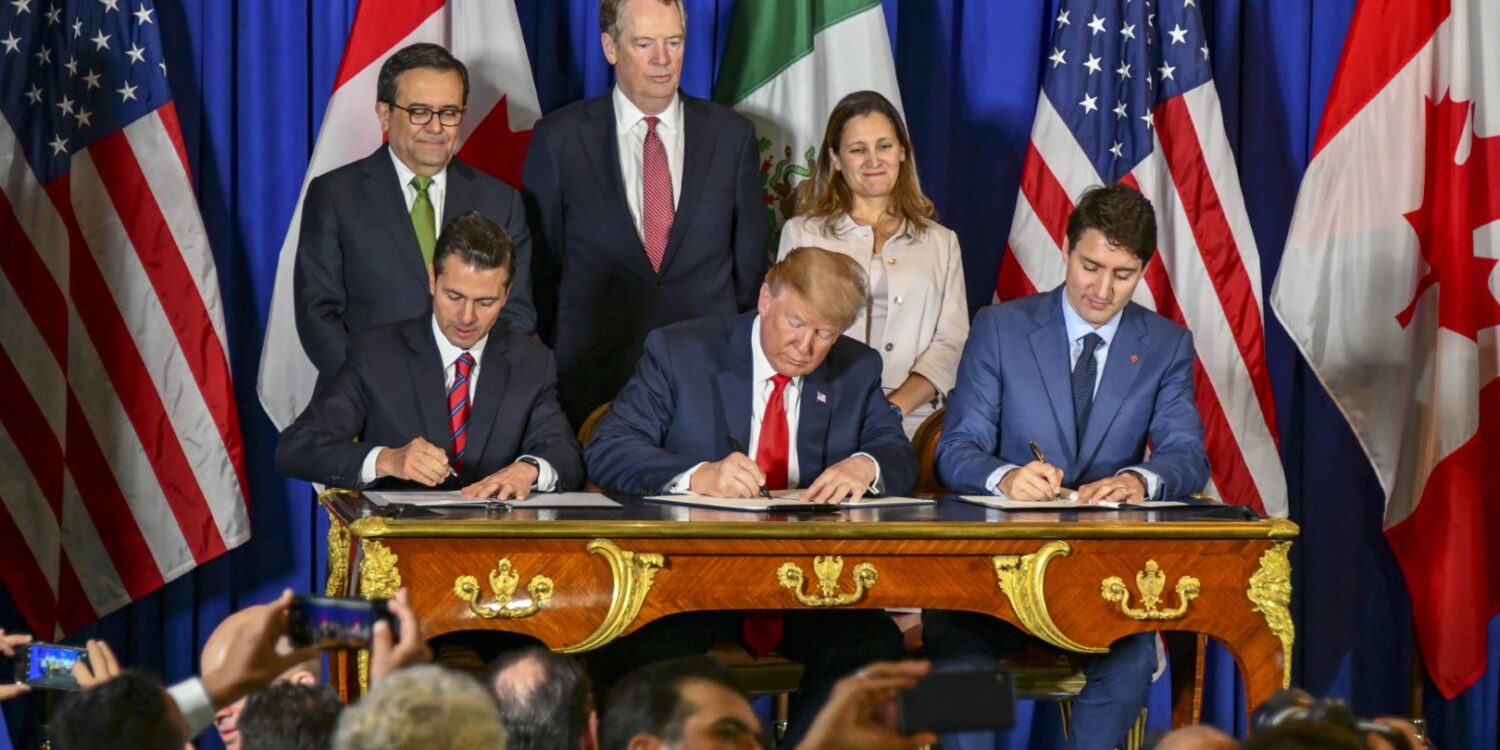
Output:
[776, 556, 878, 607]
[454, 559, 555, 619]
[558, 539, 665, 653]
[325, 509, 351, 597]
[1247, 541, 1295, 688]
[1100, 560, 1202, 620]
[356, 539, 401, 692]
[993, 542, 1107, 654]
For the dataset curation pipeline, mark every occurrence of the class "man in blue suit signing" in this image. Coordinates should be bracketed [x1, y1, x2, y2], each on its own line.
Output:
[927, 184, 1209, 750]
[585, 247, 914, 746]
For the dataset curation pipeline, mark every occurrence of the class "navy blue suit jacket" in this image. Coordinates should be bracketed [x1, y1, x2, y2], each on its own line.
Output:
[295, 145, 536, 378]
[522, 92, 768, 426]
[276, 315, 582, 492]
[936, 287, 1209, 497]
[586, 313, 918, 497]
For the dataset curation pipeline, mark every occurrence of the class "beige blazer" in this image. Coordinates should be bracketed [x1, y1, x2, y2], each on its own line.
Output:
[778, 214, 969, 431]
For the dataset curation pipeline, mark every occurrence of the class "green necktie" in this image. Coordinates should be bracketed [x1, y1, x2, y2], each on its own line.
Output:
[410, 174, 436, 268]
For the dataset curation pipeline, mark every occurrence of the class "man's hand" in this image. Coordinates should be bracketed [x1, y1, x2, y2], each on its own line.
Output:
[375, 437, 452, 486]
[462, 461, 540, 500]
[804, 455, 878, 504]
[369, 589, 431, 686]
[0, 629, 31, 658]
[199, 590, 321, 709]
[795, 661, 937, 750]
[998, 460, 1063, 501]
[1077, 471, 1146, 504]
[689, 452, 767, 498]
[72, 639, 122, 689]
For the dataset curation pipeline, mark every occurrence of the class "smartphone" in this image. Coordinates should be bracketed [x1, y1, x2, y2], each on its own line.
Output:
[11, 643, 89, 691]
[287, 596, 396, 649]
[896, 667, 1015, 735]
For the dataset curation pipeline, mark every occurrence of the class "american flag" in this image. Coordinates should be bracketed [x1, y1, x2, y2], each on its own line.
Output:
[998, 0, 1287, 516]
[0, 0, 248, 636]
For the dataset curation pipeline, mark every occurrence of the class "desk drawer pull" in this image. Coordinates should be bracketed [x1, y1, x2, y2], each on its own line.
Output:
[1100, 560, 1201, 621]
[454, 559, 555, 619]
[777, 556, 878, 607]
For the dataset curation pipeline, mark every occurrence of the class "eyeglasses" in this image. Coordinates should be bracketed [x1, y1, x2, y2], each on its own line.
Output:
[385, 101, 466, 127]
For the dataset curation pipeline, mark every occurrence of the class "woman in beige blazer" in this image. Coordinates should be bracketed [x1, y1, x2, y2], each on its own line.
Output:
[778, 90, 969, 437]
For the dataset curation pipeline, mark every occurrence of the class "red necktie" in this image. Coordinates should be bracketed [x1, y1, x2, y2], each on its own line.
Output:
[743, 373, 792, 657]
[448, 352, 475, 474]
[641, 115, 674, 272]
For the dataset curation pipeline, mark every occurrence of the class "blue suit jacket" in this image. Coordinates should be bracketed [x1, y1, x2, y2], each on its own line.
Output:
[522, 92, 768, 427]
[586, 313, 918, 497]
[936, 287, 1209, 497]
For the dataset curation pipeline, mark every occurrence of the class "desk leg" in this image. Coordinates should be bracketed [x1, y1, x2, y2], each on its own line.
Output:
[1167, 632, 1206, 728]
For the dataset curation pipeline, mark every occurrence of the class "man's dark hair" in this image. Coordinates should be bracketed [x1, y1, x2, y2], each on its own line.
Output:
[432, 211, 515, 282]
[599, 656, 748, 750]
[1241, 720, 1367, 750]
[238, 682, 345, 750]
[486, 647, 593, 750]
[376, 43, 470, 106]
[49, 670, 184, 750]
[1065, 183, 1158, 263]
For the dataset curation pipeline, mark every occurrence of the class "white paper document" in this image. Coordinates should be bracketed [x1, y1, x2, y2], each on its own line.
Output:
[365, 490, 621, 509]
[957, 495, 1188, 510]
[645, 489, 934, 512]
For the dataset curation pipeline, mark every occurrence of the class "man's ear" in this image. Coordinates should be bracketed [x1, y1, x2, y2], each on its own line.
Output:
[601, 32, 619, 65]
[757, 284, 772, 316]
[376, 101, 391, 134]
[582, 710, 600, 750]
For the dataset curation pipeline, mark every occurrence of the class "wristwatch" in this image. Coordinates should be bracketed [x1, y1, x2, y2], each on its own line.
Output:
[515, 456, 542, 471]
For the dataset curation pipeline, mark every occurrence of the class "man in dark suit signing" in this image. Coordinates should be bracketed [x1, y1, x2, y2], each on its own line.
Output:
[277, 212, 581, 497]
[584, 248, 914, 746]
[296, 43, 535, 380]
[522, 0, 768, 428]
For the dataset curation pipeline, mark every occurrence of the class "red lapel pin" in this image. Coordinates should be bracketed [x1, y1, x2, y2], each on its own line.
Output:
[1130, 354, 1139, 363]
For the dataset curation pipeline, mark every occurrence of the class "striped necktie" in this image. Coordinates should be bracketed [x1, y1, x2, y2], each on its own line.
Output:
[641, 115, 674, 271]
[448, 352, 475, 473]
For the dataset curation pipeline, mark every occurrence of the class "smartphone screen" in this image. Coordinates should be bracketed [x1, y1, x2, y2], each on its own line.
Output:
[287, 596, 392, 649]
[897, 667, 1015, 735]
[16, 644, 88, 691]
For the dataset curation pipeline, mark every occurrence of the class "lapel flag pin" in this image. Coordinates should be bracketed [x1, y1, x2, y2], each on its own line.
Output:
[1130, 354, 1139, 363]
[817, 391, 827, 404]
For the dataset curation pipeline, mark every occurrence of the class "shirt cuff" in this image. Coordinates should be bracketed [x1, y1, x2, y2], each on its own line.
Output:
[359, 447, 384, 485]
[851, 452, 884, 495]
[665, 462, 708, 494]
[985, 464, 1021, 496]
[1118, 467, 1162, 500]
[167, 677, 216, 738]
[519, 455, 557, 492]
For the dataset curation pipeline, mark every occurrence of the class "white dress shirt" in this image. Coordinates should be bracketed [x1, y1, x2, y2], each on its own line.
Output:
[613, 86, 684, 242]
[359, 319, 557, 489]
[389, 148, 447, 231]
[985, 294, 1162, 498]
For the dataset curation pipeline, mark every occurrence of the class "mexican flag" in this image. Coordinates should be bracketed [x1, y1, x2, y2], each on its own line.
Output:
[712, 0, 905, 237]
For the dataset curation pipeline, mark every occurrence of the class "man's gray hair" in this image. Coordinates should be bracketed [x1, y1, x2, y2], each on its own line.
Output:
[334, 665, 507, 750]
[599, 0, 685, 39]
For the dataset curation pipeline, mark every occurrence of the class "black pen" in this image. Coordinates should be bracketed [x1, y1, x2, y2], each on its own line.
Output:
[725, 435, 774, 501]
[1025, 440, 1079, 502]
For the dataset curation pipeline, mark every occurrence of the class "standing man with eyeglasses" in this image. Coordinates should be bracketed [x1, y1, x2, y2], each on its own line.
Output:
[295, 43, 536, 381]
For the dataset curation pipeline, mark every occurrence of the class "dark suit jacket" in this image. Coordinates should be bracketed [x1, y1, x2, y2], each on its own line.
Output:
[585, 313, 917, 497]
[936, 287, 1209, 497]
[295, 145, 536, 378]
[522, 91, 768, 427]
[276, 315, 582, 492]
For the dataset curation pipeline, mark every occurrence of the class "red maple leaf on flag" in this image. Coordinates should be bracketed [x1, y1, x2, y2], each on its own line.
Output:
[1395, 93, 1500, 339]
[455, 95, 534, 189]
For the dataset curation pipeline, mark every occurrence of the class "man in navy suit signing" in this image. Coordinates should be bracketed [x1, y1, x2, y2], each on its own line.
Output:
[928, 184, 1210, 750]
[277, 212, 581, 498]
[585, 247, 914, 746]
[522, 0, 768, 428]
[296, 43, 535, 382]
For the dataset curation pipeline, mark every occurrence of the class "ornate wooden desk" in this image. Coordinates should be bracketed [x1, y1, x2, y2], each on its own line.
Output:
[321, 492, 1296, 720]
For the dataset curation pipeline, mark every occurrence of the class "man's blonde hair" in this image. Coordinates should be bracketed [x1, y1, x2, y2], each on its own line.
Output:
[765, 247, 869, 330]
[334, 665, 507, 750]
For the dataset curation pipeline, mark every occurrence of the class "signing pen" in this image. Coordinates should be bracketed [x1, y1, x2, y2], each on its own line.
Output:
[1025, 440, 1078, 502]
[725, 435, 774, 501]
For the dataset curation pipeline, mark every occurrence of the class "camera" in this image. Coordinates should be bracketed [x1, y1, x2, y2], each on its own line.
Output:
[1251, 688, 1413, 750]
[287, 596, 398, 650]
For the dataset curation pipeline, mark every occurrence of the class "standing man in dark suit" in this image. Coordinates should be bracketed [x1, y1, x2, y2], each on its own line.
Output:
[296, 43, 536, 380]
[277, 212, 580, 497]
[928, 185, 1210, 750]
[522, 0, 768, 428]
[584, 248, 913, 747]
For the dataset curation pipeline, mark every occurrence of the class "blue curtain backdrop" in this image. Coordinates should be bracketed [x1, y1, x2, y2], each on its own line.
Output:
[3, 0, 1497, 747]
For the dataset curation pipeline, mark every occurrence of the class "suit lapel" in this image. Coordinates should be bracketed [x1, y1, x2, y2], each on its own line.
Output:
[715, 317, 756, 455]
[1028, 290, 1079, 461]
[1077, 307, 1148, 468]
[796, 365, 832, 481]
[659, 97, 711, 276]
[441, 160, 478, 229]
[402, 318, 452, 451]
[581, 95, 655, 281]
[363, 147, 429, 280]
[459, 333, 512, 482]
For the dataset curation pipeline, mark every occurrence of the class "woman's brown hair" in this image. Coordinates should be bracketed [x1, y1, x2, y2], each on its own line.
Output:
[795, 90, 935, 234]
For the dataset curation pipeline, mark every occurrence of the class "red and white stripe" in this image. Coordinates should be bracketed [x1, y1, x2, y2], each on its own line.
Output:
[0, 106, 247, 637]
[999, 87, 1288, 518]
[257, 0, 542, 430]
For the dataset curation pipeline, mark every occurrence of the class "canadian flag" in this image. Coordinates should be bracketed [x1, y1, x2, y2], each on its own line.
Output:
[1273, 0, 1500, 698]
[257, 0, 540, 429]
